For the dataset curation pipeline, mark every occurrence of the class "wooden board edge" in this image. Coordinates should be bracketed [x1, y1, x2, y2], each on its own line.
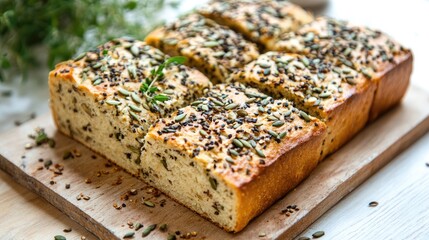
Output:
[281, 113, 429, 239]
[0, 154, 119, 240]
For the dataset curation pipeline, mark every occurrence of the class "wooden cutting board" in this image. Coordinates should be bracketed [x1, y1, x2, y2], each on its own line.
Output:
[1, 86, 429, 240]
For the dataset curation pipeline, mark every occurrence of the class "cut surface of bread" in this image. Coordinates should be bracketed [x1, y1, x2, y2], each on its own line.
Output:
[49, 38, 211, 175]
[271, 17, 413, 120]
[198, 0, 313, 49]
[141, 82, 326, 231]
[145, 14, 259, 83]
[230, 52, 376, 158]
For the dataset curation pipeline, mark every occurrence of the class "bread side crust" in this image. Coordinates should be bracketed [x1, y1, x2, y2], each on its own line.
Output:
[369, 52, 413, 121]
[234, 124, 325, 231]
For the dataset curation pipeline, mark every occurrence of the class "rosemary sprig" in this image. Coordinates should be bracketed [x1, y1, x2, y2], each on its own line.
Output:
[140, 56, 186, 110]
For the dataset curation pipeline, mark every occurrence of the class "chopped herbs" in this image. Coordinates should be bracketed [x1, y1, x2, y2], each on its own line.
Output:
[140, 56, 186, 111]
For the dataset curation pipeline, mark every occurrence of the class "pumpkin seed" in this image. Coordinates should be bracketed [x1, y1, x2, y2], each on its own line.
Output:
[129, 104, 142, 112]
[346, 77, 357, 85]
[175, 113, 187, 122]
[233, 139, 243, 148]
[237, 109, 248, 117]
[246, 98, 256, 104]
[129, 111, 140, 121]
[268, 130, 278, 138]
[255, 149, 266, 158]
[240, 139, 252, 148]
[272, 120, 285, 127]
[199, 129, 208, 137]
[261, 98, 270, 106]
[93, 78, 102, 86]
[163, 89, 175, 95]
[249, 140, 257, 148]
[225, 103, 239, 110]
[211, 98, 224, 106]
[123, 232, 135, 238]
[268, 115, 279, 121]
[54, 235, 66, 240]
[204, 41, 220, 47]
[361, 68, 373, 79]
[159, 223, 168, 232]
[130, 45, 140, 56]
[300, 111, 311, 122]
[131, 93, 142, 103]
[319, 92, 331, 98]
[106, 100, 121, 105]
[144, 201, 155, 207]
[229, 149, 239, 156]
[191, 100, 203, 106]
[201, 104, 209, 111]
[225, 157, 235, 164]
[142, 224, 157, 237]
[118, 88, 130, 96]
[278, 131, 287, 139]
[257, 61, 271, 68]
[312, 231, 325, 238]
[92, 62, 102, 69]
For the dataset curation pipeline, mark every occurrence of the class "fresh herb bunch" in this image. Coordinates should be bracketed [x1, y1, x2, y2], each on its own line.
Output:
[140, 56, 187, 111]
[0, 0, 178, 82]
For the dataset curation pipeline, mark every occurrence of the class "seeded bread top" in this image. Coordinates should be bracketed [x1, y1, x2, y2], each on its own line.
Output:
[50, 38, 211, 132]
[198, 0, 313, 49]
[146, 82, 325, 186]
[145, 14, 259, 83]
[272, 17, 410, 79]
[230, 52, 372, 119]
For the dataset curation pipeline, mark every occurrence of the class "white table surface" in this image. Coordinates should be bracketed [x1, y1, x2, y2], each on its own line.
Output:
[0, 0, 428, 239]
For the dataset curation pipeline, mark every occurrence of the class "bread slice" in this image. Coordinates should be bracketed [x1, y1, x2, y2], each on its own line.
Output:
[145, 14, 259, 83]
[49, 38, 211, 175]
[141, 82, 326, 232]
[230, 52, 375, 158]
[198, 0, 313, 50]
[271, 17, 413, 121]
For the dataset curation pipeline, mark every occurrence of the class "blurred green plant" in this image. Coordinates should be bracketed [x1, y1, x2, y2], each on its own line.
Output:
[0, 0, 179, 82]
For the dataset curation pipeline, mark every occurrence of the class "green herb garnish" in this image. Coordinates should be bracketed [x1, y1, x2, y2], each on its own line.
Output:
[140, 56, 186, 112]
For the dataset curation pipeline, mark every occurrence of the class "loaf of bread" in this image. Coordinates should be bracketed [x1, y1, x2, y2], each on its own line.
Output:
[145, 14, 259, 83]
[230, 52, 375, 158]
[49, 38, 211, 175]
[198, 0, 314, 50]
[272, 17, 413, 120]
[141, 82, 326, 231]
[49, 4, 413, 235]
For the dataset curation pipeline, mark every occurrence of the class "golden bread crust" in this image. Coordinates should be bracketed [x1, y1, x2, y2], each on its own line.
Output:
[145, 14, 259, 83]
[145, 83, 326, 231]
[199, 0, 313, 48]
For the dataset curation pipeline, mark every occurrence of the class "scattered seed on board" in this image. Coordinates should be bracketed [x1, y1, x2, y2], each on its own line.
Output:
[369, 201, 379, 207]
[142, 224, 157, 237]
[312, 231, 325, 238]
[54, 236, 66, 240]
[297, 237, 310, 240]
[144, 200, 155, 208]
[123, 232, 135, 239]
